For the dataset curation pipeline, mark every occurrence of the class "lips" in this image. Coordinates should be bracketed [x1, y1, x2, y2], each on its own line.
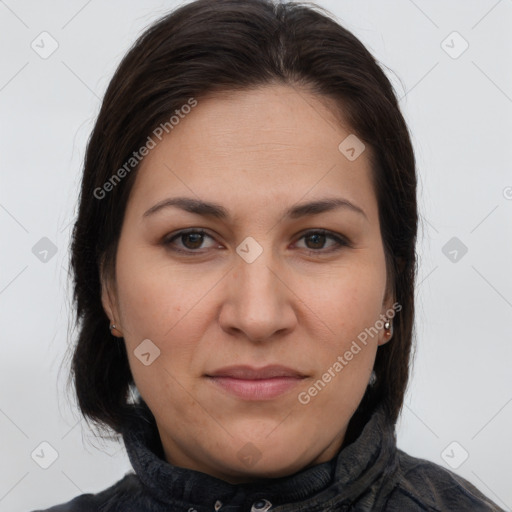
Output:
[206, 364, 306, 379]
[205, 365, 307, 400]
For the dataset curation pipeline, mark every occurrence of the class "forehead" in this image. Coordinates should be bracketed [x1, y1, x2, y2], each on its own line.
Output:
[127, 85, 377, 223]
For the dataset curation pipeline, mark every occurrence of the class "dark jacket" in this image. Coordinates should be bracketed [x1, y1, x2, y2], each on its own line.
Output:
[32, 401, 504, 511]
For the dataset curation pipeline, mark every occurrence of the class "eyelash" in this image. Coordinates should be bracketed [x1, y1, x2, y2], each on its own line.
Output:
[162, 228, 350, 256]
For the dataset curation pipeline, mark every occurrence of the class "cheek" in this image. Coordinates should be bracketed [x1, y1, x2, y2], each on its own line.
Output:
[114, 245, 217, 372]
[310, 262, 386, 341]
[294, 261, 384, 402]
[115, 263, 170, 343]
[115, 242, 193, 338]
[114, 249, 205, 406]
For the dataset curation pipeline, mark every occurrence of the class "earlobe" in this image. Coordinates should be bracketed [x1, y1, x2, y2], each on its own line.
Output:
[379, 317, 393, 345]
[378, 295, 396, 346]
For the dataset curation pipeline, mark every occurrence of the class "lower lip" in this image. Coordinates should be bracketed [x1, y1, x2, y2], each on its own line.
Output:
[206, 376, 304, 400]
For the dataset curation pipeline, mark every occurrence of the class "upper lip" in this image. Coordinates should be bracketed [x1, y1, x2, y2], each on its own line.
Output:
[206, 365, 306, 379]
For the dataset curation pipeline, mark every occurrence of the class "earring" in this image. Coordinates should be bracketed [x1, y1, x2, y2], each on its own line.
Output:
[369, 370, 377, 386]
[109, 323, 123, 337]
[383, 318, 393, 340]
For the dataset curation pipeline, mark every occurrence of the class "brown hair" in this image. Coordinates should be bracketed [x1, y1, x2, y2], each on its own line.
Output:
[67, 0, 418, 444]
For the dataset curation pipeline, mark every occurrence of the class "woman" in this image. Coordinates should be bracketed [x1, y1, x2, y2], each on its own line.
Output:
[34, 0, 503, 510]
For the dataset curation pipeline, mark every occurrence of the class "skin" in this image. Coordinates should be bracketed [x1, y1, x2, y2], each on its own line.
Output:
[102, 84, 395, 484]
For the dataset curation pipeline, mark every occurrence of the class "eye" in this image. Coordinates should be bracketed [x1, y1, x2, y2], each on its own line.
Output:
[162, 228, 350, 255]
[294, 229, 350, 254]
[163, 229, 218, 253]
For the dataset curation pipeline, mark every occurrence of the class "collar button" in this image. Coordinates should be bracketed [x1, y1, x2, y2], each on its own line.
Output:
[251, 499, 272, 511]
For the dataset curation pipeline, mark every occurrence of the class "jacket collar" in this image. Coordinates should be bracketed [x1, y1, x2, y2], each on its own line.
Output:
[121, 399, 398, 510]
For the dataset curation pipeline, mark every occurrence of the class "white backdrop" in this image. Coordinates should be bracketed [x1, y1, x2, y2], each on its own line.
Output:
[1, 1, 511, 510]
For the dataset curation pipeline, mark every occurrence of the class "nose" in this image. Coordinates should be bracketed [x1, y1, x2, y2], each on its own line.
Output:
[219, 245, 297, 343]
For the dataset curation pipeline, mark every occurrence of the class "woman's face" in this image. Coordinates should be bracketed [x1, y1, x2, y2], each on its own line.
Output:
[102, 84, 394, 483]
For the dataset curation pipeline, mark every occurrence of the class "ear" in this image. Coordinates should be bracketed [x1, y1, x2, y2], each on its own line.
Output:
[378, 282, 397, 347]
[99, 256, 120, 327]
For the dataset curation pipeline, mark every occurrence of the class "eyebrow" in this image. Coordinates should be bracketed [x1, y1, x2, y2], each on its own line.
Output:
[143, 196, 368, 221]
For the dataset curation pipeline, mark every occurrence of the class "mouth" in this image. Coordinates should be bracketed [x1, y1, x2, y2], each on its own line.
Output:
[205, 365, 307, 401]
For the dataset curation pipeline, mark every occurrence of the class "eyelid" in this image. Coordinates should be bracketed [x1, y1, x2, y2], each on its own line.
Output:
[162, 228, 218, 253]
[293, 229, 351, 254]
[162, 228, 351, 254]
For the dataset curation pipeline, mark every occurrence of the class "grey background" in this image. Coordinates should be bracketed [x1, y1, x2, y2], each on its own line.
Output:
[1, 0, 511, 510]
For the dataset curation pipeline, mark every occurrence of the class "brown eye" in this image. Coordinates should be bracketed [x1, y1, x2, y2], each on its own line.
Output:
[304, 232, 327, 249]
[163, 229, 216, 253]
[295, 230, 349, 254]
[180, 232, 205, 250]
[163, 228, 350, 256]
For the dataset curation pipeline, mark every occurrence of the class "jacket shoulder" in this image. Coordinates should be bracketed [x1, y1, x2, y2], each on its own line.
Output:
[381, 449, 504, 511]
[30, 473, 140, 512]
